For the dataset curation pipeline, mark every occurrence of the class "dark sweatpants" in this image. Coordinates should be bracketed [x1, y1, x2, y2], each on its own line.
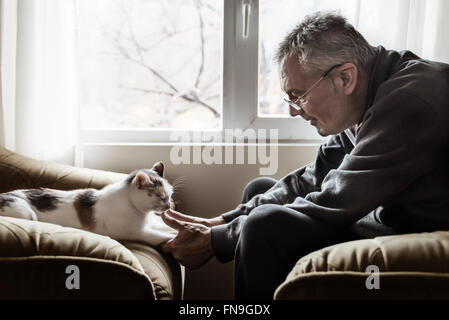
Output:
[234, 177, 366, 300]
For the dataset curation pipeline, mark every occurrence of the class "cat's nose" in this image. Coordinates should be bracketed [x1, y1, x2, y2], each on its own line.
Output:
[160, 201, 170, 210]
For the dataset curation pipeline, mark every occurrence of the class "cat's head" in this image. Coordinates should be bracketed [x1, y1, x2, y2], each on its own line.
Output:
[126, 162, 174, 214]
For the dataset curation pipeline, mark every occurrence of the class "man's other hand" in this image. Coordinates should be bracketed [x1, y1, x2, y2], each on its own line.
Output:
[160, 209, 221, 269]
[161, 209, 226, 228]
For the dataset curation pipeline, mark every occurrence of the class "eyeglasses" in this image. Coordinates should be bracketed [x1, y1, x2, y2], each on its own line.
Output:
[283, 64, 343, 112]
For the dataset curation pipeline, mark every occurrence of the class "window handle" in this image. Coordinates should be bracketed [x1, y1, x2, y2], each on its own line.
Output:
[242, 0, 252, 38]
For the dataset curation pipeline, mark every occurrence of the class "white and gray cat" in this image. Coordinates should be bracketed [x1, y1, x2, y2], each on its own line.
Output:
[0, 161, 178, 246]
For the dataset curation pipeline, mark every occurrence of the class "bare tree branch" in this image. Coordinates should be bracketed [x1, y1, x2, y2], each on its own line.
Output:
[106, 0, 220, 118]
[121, 3, 180, 93]
[193, 0, 205, 89]
[119, 84, 220, 117]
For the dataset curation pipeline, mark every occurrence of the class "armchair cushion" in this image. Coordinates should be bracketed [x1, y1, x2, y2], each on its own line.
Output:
[0, 146, 124, 192]
[275, 231, 449, 299]
[0, 216, 155, 299]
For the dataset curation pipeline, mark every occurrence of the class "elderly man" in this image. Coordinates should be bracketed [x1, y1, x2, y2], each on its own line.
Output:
[161, 11, 449, 299]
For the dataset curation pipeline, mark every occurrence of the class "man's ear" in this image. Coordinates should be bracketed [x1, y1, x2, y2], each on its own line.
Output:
[135, 172, 153, 189]
[152, 161, 164, 177]
[338, 63, 358, 95]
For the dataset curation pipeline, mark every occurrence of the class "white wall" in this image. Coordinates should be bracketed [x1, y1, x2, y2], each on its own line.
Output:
[83, 143, 320, 299]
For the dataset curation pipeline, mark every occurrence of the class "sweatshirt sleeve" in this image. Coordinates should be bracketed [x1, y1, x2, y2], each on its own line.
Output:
[221, 132, 354, 222]
[211, 132, 353, 263]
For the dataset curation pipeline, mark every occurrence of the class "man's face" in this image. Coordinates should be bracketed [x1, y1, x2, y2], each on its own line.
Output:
[279, 55, 356, 136]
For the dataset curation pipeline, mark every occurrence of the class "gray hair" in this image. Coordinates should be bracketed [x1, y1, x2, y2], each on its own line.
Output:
[275, 11, 376, 76]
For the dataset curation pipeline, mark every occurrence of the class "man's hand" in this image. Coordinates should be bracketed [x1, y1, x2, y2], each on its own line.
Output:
[160, 209, 224, 269]
[162, 209, 226, 228]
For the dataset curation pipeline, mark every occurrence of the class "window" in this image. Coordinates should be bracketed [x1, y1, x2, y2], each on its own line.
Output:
[77, 0, 443, 144]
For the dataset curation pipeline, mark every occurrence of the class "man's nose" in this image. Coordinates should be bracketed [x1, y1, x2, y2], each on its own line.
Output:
[289, 105, 312, 121]
[289, 105, 302, 117]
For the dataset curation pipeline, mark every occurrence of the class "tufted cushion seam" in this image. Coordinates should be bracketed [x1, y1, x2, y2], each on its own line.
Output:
[429, 232, 449, 270]
[371, 241, 387, 270]
[153, 283, 171, 299]
[295, 251, 342, 272]
[87, 175, 95, 188]
[429, 232, 448, 257]
[0, 162, 35, 189]
[2, 218, 114, 240]
[3, 220, 42, 253]
[50, 171, 74, 185]
[0, 220, 141, 269]
[0, 223, 28, 253]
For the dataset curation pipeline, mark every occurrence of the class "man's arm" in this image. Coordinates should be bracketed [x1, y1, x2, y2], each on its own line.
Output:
[284, 93, 443, 227]
[211, 132, 354, 263]
[222, 132, 354, 221]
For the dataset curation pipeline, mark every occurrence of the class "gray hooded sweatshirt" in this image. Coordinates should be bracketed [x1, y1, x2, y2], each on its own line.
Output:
[211, 46, 449, 263]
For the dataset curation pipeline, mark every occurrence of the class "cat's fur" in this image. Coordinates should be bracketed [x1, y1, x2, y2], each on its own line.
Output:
[0, 162, 178, 246]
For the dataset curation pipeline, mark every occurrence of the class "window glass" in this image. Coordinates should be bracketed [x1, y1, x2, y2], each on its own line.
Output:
[77, 0, 222, 129]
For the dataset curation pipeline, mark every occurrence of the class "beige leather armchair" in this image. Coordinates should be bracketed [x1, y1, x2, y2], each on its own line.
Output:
[275, 218, 449, 299]
[0, 146, 184, 300]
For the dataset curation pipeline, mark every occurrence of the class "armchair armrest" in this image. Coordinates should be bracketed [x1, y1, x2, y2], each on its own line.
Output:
[275, 231, 449, 299]
[0, 146, 125, 192]
[0, 216, 155, 299]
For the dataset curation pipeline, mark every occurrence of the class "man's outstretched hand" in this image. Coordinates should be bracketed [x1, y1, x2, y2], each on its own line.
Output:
[160, 209, 226, 269]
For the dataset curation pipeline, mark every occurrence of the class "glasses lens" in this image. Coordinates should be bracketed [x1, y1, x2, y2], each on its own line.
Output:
[288, 101, 302, 112]
[282, 96, 299, 110]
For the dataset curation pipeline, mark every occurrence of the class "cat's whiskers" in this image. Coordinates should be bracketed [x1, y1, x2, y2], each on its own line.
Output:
[172, 176, 187, 185]
[172, 177, 187, 191]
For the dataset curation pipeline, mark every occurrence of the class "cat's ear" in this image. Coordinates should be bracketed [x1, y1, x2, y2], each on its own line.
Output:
[135, 172, 153, 189]
[152, 161, 164, 177]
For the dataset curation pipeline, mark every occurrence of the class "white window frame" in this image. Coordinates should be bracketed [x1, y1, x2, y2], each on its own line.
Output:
[79, 0, 325, 145]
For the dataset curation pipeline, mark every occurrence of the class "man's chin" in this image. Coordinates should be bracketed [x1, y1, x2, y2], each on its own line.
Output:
[315, 125, 331, 137]
[316, 129, 330, 137]
[314, 123, 343, 137]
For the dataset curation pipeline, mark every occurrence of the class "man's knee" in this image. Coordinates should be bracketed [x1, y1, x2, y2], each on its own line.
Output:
[242, 177, 277, 203]
[241, 204, 288, 243]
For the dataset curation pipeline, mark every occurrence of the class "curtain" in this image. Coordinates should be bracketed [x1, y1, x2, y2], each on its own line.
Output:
[0, 0, 78, 165]
[0, 0, 17, 150]
[357, 0, 449, 63]
[0, 35, 3, 147]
